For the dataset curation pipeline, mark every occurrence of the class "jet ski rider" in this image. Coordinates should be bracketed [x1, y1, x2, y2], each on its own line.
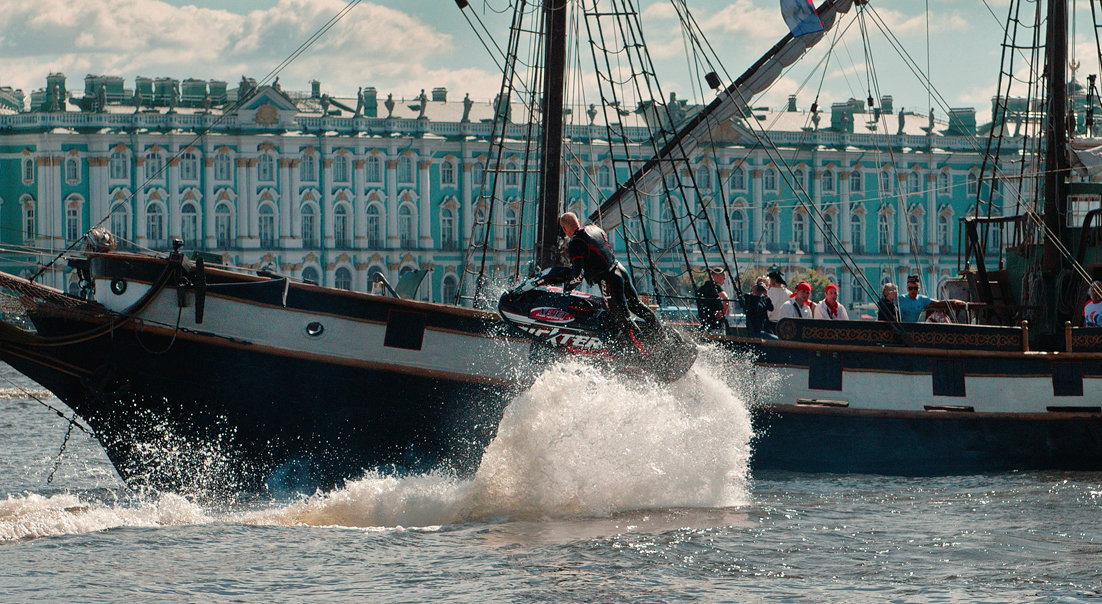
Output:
[541, 211, 660, 341]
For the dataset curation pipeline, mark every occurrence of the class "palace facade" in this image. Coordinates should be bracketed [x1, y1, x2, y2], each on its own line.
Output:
[0, 74, 1021, 307]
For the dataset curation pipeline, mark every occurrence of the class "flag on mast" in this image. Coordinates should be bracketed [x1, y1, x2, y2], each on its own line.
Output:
[780, 0, 824, 37]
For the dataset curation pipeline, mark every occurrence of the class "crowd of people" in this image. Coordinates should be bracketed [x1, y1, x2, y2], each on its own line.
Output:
[693, 265, 975, 336]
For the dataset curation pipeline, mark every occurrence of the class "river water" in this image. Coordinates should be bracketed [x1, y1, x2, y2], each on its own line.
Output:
[1, 356, 1100, 602]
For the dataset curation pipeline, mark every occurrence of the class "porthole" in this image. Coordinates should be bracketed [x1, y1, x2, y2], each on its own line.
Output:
[110, 279, 127, 295]
[305, 321, 325, 337]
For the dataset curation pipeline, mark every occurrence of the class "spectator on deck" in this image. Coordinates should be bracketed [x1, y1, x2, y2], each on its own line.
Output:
[1085, 281, 1102, 327]
[813, 283, 850, 320]
[696, 267, 730, 332]
[778, 281, 814, 319]
[877, 282, 901, 322]
[765, 267, 791, 330]
[741, 282, 776, 338]
[899, 275, 964, 322]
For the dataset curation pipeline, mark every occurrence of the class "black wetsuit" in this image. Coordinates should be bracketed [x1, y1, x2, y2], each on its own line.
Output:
[544, 224, 658, 336]
[696, 279, 728, 331]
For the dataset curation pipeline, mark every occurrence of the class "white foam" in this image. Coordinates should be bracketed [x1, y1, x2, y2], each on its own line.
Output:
[2, 345, 756, 538]
[0, 491, 211, 542]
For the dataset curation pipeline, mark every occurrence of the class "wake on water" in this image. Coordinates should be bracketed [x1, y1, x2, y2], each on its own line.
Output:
[1, 345, 759, 542]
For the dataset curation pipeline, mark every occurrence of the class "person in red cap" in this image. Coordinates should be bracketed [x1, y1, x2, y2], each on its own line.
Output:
[813, 283, 849, 320]
[778, 281, 814, 319]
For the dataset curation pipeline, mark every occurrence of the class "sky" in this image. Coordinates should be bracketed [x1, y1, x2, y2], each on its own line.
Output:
[1, 0, 1099, 122]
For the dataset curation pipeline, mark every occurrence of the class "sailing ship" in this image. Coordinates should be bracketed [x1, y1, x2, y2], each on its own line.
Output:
[586, 0, 1102, 473]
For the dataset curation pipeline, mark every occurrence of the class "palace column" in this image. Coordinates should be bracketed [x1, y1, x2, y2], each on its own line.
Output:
[461, 162, 473, 242]
[354, 158, 368, 248]
[289, 158, 302, 243]
[840, 168, 852, 249]
[202, 156, 216, 248]
[134, 180, 148, 247]
[88, 156, 109, 227]
[896, 173, 909, 255]
[812, 169, 824, 254]
[386, 158, 398, 248]
[246, 158, 260, 245]
[279, 156, 295, 246]
[322, 151, 335, 248]
[419, 159, 433, 248]
[926, 171, 938, 252]
[235, 158, 249, 247]
[167, 154, 182, 240]
[751, 168, 763, 252]
[35, 155, 62, 244]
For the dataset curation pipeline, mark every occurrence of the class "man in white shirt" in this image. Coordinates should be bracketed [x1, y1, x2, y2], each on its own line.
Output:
[1084, 281, 1102, 327]
[778, 281, 814, 319]
[766, 267, 792, 324]
[813, 283, 850, 320]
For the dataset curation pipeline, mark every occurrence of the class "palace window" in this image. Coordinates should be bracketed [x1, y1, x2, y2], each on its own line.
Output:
[732, 166, 746, 190]
[302, 266, 320, 285]
[258, 154, 275, 183]
[397, 157, 414, 184]
[505, 162, 518, 187]
[967, 172, 979, 195]
[365, 156, 382, 183]
[398, 204, 415, 247]
[731, 210, 745, 248]
[109, 152, 129, 180]
[879, 170, 892, 194]
[763, 168, 777, 191]
[598, 164, 611, 188]
[65, 157, 80, 184]
[908, 212, 924, 248]
[300, 154, 317, 182]
[660, 206, 676, 246]
[334, 204, 350, 248]
[792, 169, 805, 191]
[180, 152, 198, 181]
[22, 202, 35, 241]
[21, 157, 34, 184]
[441, 161, 455, 186]
[258, 204, 277, 249]
[144, 152, 163, 181]
[65, 205, 80, 242]
[473, 206, 488, 244]
[696, 166, 712, 192]
[823, 212, 835, 239]
[182, 202, 199, 247]
[850, 214, 864, 253]
[442, 275, 458, 305]
[332, 155, 349, 184]
[938, 171, 950, 194]
[334, 267, 352, 290]
[215, 204, 233, 247]
[793, 213, 807, 252]
[147, 203, 165, 246]
[878, 212, 893, 252]
[110, 204, 129, 241]
[850, 170, 863, 192]
[441, 207, 457, 249]
[504, 208, 518, 249]
[471, 163, 484, 188]
[937, 214, 952, 251]
[366, 204, 382, 248]
[822, 170, 835, 193]
[301, 205, 318, 247]
[764, 213, 778, 249]
[214, 153, 232, 181]
[908, 171, 921, 195]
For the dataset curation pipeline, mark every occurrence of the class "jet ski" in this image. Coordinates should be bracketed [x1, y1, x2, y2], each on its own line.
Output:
[497, 269, 698, 383]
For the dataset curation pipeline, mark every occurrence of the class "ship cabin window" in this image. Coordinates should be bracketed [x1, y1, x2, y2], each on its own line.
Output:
[334, 204, 350, 248]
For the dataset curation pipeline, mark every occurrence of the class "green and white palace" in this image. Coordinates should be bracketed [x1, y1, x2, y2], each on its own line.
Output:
[0, 73, 1062, 307]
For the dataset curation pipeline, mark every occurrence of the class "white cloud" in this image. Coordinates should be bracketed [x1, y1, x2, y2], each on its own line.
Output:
[0, 0, 502, 100]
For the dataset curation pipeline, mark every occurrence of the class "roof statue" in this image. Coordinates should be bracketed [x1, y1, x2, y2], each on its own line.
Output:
[461, 93, 472, 122]
[384, 93, 395, 118]
[417, 89, 428, 119]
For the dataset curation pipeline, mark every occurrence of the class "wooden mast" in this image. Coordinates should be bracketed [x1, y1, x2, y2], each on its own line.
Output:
[1042, 0, 1069, 272]
[537, 0, 568, 268]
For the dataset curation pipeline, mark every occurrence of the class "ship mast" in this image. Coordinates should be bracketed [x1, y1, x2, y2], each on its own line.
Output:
[536, 0, 568, 268]
[1043, 0, 1070, 272]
